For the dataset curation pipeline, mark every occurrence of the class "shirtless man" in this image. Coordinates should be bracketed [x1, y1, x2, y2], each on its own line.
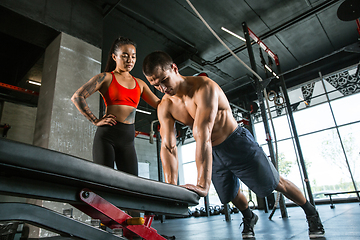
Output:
[142, 51, 325, 239]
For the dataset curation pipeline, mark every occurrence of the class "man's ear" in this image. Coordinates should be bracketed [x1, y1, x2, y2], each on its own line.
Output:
[171, 63, 179, 74]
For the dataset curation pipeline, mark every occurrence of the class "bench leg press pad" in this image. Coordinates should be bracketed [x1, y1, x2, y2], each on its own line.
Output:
[72, 188, 167, 240]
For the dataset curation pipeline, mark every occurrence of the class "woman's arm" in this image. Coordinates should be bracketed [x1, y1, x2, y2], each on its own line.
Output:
[71, 72, 116, 126]
[138, 79, 161, 109]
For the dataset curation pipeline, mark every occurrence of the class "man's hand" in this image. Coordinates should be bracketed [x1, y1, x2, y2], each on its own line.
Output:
[94, 114, 117, 126]
[181, 184, 209, 197]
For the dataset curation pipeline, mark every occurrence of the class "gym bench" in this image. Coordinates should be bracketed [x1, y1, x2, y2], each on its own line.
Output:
[324, 191, 360, 209]
[0, 138, 199, 240]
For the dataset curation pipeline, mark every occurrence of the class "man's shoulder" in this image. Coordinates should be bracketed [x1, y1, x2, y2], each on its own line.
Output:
[190, 76, 217, 89]
[157, 97, 176, 120]
[190, 77, 219, 100]
[158, 96, 174, 110]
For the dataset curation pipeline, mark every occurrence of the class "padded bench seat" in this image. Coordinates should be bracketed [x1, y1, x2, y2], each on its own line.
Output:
[0, 138, 199, 215]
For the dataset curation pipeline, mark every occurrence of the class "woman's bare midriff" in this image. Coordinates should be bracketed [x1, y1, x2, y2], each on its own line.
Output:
[106, 105, 136, 124]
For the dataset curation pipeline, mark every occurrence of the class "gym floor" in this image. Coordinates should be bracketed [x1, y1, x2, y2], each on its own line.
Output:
[152, 202, 360, 240]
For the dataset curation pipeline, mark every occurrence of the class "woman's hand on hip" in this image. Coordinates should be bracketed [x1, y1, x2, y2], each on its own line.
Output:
[94, 114, 117, 126]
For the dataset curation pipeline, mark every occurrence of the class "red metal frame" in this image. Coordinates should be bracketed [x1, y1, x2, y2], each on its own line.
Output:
[0, 82, 39, 96]
[356, 19, 360, 36]
[237, 119, 249, 126]
[247, 27, 279, 66]
[77, 188, 166, 240]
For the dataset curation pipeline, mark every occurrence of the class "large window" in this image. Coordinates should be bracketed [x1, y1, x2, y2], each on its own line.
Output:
[254, 65, 360, 201]
[299, 129, 354, 193]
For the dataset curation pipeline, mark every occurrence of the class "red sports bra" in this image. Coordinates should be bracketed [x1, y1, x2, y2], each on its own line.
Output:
[102, 72, 141, 108]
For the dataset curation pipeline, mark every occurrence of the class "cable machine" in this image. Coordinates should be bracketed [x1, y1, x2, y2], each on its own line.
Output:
[242, 22, 316, 217]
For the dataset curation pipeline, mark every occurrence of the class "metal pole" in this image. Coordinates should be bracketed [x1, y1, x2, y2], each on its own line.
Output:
[204, 195, 210, 217]
[276, 62, 315, 205]
[156, 128, 163, 183]
[155, 125, 166, 223]
[224, 204, 231, 222]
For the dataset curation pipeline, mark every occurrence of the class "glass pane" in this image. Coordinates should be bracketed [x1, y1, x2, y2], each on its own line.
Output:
[299, 129, 354, 199]
[271, 115, 292, 141]
[254, 122, 267, 145]
[180, 142, 196, 164]
[293, 103, 335, 135]
[183, 161, 197, 186]
[331, 92, 360, 126]
[338, 123, 360, 191]
[254, 116, 292, 152]
[288, 88, 302, 105]
[261, 139, 307, 202]
[276, 140, 306, 196]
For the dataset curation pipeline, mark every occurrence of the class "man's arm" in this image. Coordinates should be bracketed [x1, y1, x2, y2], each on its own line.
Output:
[158, 99, 178, 184]
[183, 82, 218, 197]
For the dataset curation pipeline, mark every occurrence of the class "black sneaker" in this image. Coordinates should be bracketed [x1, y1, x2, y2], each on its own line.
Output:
[240, 212, 258, 239]
[307, 212, 325, 238]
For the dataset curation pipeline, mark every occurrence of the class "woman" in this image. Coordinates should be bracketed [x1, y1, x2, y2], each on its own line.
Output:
[71, 37, 160, 176]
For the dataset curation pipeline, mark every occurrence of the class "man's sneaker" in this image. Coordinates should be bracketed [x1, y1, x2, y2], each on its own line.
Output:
[240, 212, 258, 239]
[307, 212, 325, 238]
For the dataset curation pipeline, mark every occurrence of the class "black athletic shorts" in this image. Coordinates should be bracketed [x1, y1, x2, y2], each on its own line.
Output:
[212, 126, 279, 204]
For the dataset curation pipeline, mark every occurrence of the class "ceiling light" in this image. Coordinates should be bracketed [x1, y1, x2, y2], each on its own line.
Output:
[264, 64, 280, 79]
[136, 109, 151, 115]
[27, 80, 41, 86]
[265, 65, 273, 73]
[221, 27, 246, 42]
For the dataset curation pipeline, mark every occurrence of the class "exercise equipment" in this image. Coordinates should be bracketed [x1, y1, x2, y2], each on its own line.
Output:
[0, 138, 199, 239]
[192, 208, 201, 217]
[231, 206, 239, 214]
[324, 191, 360, 208]
[209, 206, 215, 216]
[213, 205, 221, 215]
[337, 0, 360, 21]
[337, 0, 360, 37]
[0, 82, 39, 96]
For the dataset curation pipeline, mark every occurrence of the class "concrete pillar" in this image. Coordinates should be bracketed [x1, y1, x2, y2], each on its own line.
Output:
[34, 32, 101, 160]
[31, 32, 101, 238]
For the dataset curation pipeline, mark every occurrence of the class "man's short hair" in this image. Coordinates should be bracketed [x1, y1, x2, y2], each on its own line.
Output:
[142, 51, 173, 76]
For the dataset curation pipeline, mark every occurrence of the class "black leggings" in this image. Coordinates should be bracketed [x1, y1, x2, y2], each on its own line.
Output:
[93, 121, 138, 176]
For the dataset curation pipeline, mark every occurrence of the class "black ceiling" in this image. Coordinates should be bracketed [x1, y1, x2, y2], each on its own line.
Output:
[0, 0, 359, 132]
[100, 0, 360, 100]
